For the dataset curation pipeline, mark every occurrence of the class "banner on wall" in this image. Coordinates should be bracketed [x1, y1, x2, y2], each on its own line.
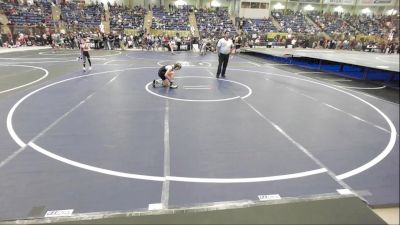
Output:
[360, 0, 393, 4]
[266, 32, 288, 40]
[323, 0, 354, 4]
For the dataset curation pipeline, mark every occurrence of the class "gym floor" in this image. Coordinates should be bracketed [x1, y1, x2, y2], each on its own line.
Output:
[0, 49, 398, 220]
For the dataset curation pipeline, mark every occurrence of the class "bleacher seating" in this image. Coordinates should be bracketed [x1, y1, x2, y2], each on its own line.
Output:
[0, 0, 398, 52]
[195, 8, 236, 38]
[60, 2, 103, 30]
[343, 14, 397, 36]
[151, 6, 190, 30]
[109, 5, 146, 29]
[242, 18, 279, 34]
[272, 10, 320, 34]
[0, 0, 56, 26]
[307, 12, 357, 35]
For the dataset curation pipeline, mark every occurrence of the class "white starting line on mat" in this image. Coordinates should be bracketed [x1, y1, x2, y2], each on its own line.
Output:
[157, 60, 211, 67]
[183, 85, 211, 90]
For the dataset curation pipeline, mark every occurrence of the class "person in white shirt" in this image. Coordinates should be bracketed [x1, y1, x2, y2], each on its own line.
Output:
[169, 38, 176, 54]
[80, 38, 92, 72]
[216, 31, 234, 78]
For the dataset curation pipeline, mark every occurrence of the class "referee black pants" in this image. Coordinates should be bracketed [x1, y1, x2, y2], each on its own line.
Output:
[217, 53, 229, 77]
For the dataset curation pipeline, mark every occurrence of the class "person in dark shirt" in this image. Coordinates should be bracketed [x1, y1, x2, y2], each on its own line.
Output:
[152, 63, 182, 89]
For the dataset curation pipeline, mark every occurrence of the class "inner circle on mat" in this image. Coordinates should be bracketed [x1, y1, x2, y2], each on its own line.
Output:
[0, 64, 49, 94]
[6, 67, 397, 183]
[145, 76, 252, 102]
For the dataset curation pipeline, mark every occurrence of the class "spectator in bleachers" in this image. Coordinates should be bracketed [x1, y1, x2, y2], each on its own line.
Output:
[272, 10, 319, 34]
[0, 0, 56, 27]
[152, 6, 190, 31]
[343, 14, 397, 36]
[308, 11, 357, 36]
[109, 5, 146, 30]
[242, 17, 278, 34]
[195, 8, 236, 39]
[1, 2, 398, 54]
[60, 1, 104, 31]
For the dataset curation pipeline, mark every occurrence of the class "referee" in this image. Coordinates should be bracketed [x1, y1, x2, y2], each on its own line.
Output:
[216, 31, 234, 78]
